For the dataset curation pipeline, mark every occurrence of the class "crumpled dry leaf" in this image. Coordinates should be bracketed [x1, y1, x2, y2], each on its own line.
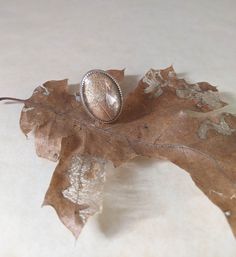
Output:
[43, 151, 106, 238]
[2, 67, 236, 238]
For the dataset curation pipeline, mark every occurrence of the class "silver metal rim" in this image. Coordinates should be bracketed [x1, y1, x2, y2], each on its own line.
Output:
[80, 69, 123, 123]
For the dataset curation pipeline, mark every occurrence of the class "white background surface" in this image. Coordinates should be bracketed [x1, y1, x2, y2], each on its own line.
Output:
[0, 0, 236, 256]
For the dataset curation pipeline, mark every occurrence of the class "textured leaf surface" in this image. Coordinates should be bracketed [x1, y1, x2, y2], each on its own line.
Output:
[11, 67, 236, 237]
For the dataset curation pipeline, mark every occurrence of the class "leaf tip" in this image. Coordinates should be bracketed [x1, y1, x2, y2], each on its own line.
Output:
[41, 199, 49, 208]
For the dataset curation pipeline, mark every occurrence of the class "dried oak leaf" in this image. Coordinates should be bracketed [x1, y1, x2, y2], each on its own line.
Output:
[3, 67, 236, 238]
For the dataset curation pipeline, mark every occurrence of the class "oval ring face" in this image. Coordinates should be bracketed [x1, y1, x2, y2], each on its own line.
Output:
[80, 70, 123, 123]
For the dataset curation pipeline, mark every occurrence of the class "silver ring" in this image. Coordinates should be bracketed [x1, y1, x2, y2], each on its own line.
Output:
[80, 69, 123, 123]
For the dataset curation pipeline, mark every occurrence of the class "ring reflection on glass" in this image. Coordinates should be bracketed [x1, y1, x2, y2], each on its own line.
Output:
[80, 69, 123, 124]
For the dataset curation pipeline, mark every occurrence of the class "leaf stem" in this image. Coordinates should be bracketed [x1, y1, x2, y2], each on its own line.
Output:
[0, 97, 26, 103]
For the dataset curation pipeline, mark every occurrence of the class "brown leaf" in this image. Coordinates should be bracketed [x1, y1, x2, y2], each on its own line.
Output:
[43, 143, 106, 238]
[20, 79, 74, 161]
[3, 67, 236, 238]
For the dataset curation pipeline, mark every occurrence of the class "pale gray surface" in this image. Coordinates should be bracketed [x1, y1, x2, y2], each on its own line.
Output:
[0, 0, 236, 256]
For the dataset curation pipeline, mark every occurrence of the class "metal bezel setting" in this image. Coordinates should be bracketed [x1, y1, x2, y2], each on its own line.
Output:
[80, 69, 123, 123]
